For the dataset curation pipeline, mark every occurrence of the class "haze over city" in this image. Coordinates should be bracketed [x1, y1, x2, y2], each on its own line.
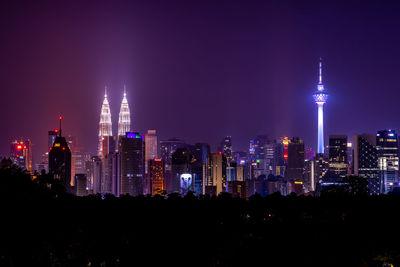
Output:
[2, 0, 400, 163]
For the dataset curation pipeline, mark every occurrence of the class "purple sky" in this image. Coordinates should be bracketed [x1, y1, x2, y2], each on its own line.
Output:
[1, 0, 400, 164]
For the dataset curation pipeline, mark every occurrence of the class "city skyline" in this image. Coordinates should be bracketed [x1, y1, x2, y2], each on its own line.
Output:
[2, 0, 400, 163]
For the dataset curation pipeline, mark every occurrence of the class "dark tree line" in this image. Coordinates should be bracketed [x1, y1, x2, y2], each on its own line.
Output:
[0, 161, 400, 267]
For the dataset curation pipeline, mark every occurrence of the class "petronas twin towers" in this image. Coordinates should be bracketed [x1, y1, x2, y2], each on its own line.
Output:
[98, 86, 131, 156]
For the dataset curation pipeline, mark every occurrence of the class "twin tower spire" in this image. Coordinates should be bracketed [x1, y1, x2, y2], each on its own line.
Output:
[99, 86, 131, 138]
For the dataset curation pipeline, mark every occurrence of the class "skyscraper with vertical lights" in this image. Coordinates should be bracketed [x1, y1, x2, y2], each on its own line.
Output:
[98, 88, 113, 158]
[313, 59, 328, 154]
[118, 86, 131, 137]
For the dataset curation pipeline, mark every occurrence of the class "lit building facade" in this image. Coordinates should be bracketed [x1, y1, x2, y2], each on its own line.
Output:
[328, 135, 348, 179]
[353, 134, 379, 194]
[313, 59, 328, 154]
[118, 88, 131, 136]
[49, 134, 71, 192]
[171, 148, 193, 194]
[376, 130, 399, 194]
[205, 153, 227, 196]
[119, 132, 145, 196]
[10, 139, 32, 171]
[221, 136, 233, 164]
[285, 137, 305, 194]
[98, 89, 113, 158]
[149, 158, 165, 195]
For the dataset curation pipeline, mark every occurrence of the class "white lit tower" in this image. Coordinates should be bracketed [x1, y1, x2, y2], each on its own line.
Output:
[313, 58, 328, 154]
[118, 86, 131, 136]
[98, 88, 113, 157]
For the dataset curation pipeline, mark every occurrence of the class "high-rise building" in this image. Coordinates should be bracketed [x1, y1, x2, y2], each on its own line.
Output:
[118, 87, 131, 137]
[188, 143, 210, 195]
[205, 153, 227, 196]
[313, 58, 328, 154]
[220, 136, 233, 164]
[119, 132, 144, 196]
[75, 174, 88, 197]
[49, 117, 71, 192]
[149, 159, 165, 195]
[327, 135, 348, 179]
[353, 134, 379, 194]
[85, 156, 102, 194]
[48, 130, 58, 150]
[171, 148, 193, 194]
[285, 137, 305, 193]
[102, 152, 121, 196]
[145, 130, 158, 162]
[160, 138, 186, 193]
[314, 153, 329, 185]
[376, 130, 399, 194]
[10, 139, 32, 171]
[98, 89, 113, 158]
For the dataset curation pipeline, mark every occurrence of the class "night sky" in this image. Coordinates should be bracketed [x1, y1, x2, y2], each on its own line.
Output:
[1, 0, 400, 164]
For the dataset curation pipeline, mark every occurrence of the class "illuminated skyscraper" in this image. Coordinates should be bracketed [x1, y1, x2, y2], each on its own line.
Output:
[10, 139, 32, 171]
[98, 88, 112, 158]
[149, 159, 165, 195]
[327, 135, 348, 179]
[49, 116, 71, 192]
[118, 87, 131, 136]
[206, 153, 227, 196]
[354, 134, 379, 194]
[119, 132, 145, 196]
[313, 59, 328, 154]
[376, 130, 399, 194]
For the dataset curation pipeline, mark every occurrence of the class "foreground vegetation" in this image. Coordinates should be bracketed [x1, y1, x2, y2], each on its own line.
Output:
[0, 162, 399, 266]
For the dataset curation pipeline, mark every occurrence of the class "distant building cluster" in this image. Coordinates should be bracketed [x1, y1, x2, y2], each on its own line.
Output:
[5, 61, 400, 197]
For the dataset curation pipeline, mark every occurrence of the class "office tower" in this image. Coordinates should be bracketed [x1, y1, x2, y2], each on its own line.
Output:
[118, 88, 131, 136]
[119, 132, 145, 196]
[98, 136, 117, 194]
[313, 58, 328, 154]
[75, 174, 88, 197]
[48, 130, 58, 150]
[354, 134, 379, 194]
[160, 138, 186, 168]
[10, 139, 32, 171]
[273, 140, 285, 176]
[220, 136, 233, 164]
[160, 138, 186, 193]
[314, 153, 329, 185]
[249, 135, 270, 178]
[376, 130, 399, 194]
[171, 148, 193, 194]
[98, 89, 113, 158]
[347, 142, 353, 175]
[49, 117, 71, 191]
[304, 159, 315, 192]
[327, 135, 348, 179]
[72, 146, 91, 176]
[189, 143, 210, 195]
[226, 162, 237, 182]
[285, 137, 305, 194]
[145, 130, 158, 161]
[102, 152, 121, 196]
[282, 137, 290, 164]
[144, 130, 158, 193]
[149, 159, 165, 195]
[85, 156, 102, 194]
[205, 153, 227, 196]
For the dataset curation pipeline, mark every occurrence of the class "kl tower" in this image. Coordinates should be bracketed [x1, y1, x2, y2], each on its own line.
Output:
[313, 58, 328, 154]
